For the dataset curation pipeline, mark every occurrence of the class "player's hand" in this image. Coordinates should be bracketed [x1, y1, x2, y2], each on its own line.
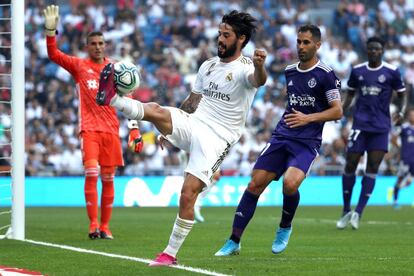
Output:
[284, 108, 310, 128]
[127, 120, 143, 153]
[157, 135, 177, 151]
[392, 111, 404, 126]
[252, 49, 267, 68]
[43, 5, 59, 36]
[128, 129, 143, 153]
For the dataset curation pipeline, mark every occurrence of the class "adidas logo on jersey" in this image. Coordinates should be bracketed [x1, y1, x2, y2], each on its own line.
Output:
[288, 80, 293, 86]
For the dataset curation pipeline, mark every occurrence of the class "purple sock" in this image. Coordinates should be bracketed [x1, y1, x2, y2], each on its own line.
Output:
[342, 174, 356, 214]
[355, 175, 376, 216]
[393, 185, 400, 202]
[279, 191, 300, 228]
[230, 190, 259, 243]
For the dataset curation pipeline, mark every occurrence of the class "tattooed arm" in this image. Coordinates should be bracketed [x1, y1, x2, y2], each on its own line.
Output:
[179, 92, 202, 114]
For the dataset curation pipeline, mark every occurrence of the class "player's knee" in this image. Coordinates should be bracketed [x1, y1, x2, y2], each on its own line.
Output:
[179, 190, 197, 209]
[145, 102, 168, 119]
[84, 165, 99, 178]
[282, 178, 299, 195]
[344, 163, 357, 174]
[246, 179, 266, 195]
[365, 162, 381, 174]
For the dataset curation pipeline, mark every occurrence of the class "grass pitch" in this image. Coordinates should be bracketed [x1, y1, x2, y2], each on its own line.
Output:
[0, 206, 413, 275]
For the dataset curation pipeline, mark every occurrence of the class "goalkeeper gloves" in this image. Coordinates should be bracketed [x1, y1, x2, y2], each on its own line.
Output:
[43, 5, 59, 36]
[128, 120, 143, 153]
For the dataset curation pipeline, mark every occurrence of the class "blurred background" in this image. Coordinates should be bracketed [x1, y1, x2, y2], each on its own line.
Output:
[0, 0, 413, 178]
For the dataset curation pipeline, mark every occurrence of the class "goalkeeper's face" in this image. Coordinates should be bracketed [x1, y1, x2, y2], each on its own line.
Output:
[87, 35, 106, 63]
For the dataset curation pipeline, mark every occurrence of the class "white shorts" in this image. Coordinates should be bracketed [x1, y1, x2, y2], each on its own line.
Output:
[165, 107, 232, 186]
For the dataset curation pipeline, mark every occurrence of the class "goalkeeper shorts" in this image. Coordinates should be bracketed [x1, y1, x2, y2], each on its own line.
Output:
[80, 131, 124, 167]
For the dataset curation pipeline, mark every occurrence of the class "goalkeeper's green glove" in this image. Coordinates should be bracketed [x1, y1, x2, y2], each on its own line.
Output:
[128, 120, 143, 153]
[43, 5, 59, 36]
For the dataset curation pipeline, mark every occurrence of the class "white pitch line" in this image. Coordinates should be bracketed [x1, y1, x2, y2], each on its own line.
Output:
[296, 218, 413, 226]
[24, 239, 231, 276]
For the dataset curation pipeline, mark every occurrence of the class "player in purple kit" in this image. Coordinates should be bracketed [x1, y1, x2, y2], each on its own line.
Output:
[215, 24, 342, 256]
[336, 36, 407, 230]
[392, 109, 414, 209]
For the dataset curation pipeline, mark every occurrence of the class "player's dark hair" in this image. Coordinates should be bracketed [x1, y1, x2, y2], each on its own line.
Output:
[221, 10, 257, 48]
[297, 24, 321, 41]
[367, 36, 385, 48]
[86, 31, 104, 44]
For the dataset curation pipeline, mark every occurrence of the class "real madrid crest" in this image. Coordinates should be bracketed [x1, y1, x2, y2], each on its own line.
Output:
[226, 72, 233, 81]
[308, 77, 317, 88]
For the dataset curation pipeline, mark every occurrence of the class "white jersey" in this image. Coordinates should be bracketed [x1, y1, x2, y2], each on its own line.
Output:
[192, 55, 257, 143]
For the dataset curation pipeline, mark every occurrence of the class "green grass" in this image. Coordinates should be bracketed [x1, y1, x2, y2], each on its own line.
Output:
[1, 206, 413, 275]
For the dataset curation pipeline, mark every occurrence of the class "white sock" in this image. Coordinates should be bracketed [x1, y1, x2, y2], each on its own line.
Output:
[110, 95, 144, 120]
[164, 216, 194, 257]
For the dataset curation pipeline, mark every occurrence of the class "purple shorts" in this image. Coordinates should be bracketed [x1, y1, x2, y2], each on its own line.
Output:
[253, 137, 320, 181]
[346, 129, 389, 153]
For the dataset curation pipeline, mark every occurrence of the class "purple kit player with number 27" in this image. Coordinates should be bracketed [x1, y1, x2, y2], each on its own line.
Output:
[215, 24, 343, 256]
[337, 36, 407, 230]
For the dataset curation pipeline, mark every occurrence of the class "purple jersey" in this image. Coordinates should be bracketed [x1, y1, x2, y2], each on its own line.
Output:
[272, 61, 341, 143]
[400, 123, 414, 163]
[347, 62, 405, 133]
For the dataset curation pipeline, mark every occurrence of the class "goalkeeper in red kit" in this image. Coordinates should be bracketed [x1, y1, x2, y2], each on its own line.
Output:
[43, 5, 143, 239]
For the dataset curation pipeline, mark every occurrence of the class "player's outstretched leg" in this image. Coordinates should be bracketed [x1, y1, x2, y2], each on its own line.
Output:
[215, 239, 241, 256]
[336, 211, 352, 229]
[271, 226, 292, 254]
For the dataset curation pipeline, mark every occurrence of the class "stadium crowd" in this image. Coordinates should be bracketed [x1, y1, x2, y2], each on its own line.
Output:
[1, 0, 413, 177]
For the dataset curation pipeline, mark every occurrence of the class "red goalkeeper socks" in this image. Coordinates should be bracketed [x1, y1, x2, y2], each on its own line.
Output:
[100, 176, 114, 231]
[84, 173, 99, 229]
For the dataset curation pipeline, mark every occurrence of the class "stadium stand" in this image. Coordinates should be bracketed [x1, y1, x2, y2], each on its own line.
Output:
[3, 0, 412, 176]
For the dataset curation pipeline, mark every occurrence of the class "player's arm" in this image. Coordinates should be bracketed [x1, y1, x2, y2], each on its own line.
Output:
[248, 49, 267, 87]
[342, 67, 357, 111]
[43, 5, 78, 75]
[390, 129, 401, 149]
[393, 91, 407, 125]
[342, 88, 356, 111]
[284, 100, 343, 128]
[179, 92, 202, 114]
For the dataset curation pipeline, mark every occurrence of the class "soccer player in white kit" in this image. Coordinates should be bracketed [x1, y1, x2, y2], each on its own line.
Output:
[96, 10, 267, 266]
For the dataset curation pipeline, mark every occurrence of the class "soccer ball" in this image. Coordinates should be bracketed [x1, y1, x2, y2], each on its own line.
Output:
[113, 61, 140, 96]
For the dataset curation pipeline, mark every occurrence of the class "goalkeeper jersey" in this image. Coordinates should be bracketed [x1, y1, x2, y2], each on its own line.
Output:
[46, 36, 119, 135]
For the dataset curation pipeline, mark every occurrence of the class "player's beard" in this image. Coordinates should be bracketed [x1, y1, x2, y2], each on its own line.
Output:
[218, 41, 237, 59]
[298, 50, 312, 63]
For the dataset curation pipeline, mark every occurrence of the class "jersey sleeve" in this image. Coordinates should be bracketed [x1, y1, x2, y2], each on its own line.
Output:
[324, 71, 341, 103]
[192, 60, 207, 94]
[46, 36, 80, 79]
[243, 62, 255, 89]
[346, 67, 357, 91]
[391, 67, 406, 93]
